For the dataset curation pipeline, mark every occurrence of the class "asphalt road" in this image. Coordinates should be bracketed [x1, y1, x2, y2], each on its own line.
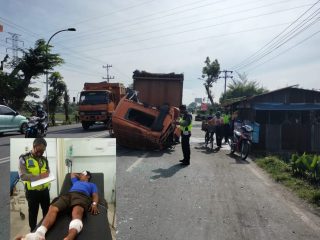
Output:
[116, 123, 320, 240]
[2, 122, 320, 239]
[0, 123, 110, 240]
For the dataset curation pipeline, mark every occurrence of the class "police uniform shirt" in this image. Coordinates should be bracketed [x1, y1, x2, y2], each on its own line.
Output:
[19, 151, 50, 182]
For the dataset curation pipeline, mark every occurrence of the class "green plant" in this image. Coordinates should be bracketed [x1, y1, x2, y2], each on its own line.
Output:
[290, 153, 320, 183]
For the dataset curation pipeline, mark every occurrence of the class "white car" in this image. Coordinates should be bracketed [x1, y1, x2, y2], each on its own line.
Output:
[0, 105, 28, 135]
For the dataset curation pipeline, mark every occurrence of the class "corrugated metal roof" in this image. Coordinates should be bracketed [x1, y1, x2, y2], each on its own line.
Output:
[254, 103, 320, 110]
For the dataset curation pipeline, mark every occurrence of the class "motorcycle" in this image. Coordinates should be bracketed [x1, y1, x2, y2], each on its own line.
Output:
[228, 124, 253, 160]
[25, 116, 48, 138]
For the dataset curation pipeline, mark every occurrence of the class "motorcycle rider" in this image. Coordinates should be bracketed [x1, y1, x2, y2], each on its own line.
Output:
[32, 105, 48, 135]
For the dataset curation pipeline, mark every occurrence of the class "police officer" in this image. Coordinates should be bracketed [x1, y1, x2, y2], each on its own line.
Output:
[19, 138, 50, 232]
[178, 105, 192, 165]
[222, 111, 231, 143]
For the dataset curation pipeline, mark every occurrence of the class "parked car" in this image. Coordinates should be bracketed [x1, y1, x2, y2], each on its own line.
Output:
[0, 105, 28, 135]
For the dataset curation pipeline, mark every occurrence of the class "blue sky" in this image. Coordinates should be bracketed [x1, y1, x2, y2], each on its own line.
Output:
[1, 0, 319, 104]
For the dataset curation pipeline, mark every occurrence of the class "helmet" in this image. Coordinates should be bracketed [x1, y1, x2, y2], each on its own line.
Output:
[179, 105, 186, 111]
[36, 105, 43, 111]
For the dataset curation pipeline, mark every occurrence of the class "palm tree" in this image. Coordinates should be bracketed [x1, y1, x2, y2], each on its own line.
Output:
[48, 72, 67, 125]
[220, 72, 268, 103]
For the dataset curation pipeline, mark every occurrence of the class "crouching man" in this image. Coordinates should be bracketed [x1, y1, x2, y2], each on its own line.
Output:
[18, 171, 99, 240]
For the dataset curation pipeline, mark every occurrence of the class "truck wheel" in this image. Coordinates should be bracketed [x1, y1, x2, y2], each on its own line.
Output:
[82, 122, 90, 130]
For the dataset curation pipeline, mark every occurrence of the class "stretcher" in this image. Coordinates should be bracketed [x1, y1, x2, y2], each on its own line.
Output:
[38, 173, 112, 240]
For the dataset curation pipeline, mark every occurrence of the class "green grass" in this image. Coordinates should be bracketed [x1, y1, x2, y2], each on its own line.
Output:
[256, 156, 320, 206]
[21, 111, 77, 125]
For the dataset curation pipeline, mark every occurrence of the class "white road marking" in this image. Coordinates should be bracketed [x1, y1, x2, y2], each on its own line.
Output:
[126, 153, 148, 172]
[0, 156, 9, 165]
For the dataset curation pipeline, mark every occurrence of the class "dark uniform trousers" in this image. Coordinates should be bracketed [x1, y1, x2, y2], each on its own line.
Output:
[216, 126, 223, 147]
[25, 188, 50, 231]
[181, 134, 191, 164]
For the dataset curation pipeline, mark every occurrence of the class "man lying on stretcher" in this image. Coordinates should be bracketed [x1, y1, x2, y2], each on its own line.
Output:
[17, 171, 100, 240]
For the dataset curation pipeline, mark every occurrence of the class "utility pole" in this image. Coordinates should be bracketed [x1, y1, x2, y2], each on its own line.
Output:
[102, 64, 114, 82]
[6, 32, 24, 62]
[0, 54, 9, 71]
[219, 70, 233, 95]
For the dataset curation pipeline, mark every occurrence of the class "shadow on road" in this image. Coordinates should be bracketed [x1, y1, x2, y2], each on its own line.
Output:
[194, 142, 220, 154]
[227, 153, 250, 164]
[116, 145, 175, 157]
[0, 142, 9, 147]
[0, 133, 21, 138]
[150, 163, 187, 180]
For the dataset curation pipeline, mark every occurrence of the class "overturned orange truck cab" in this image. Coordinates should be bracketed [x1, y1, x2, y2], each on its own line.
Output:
[112, 97, 180, 149]
[78, 82, 126, 130]
[112, 71, 183, 150]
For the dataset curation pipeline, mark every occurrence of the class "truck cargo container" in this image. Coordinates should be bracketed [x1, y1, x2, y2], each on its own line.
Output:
[133, 70, 183, 108]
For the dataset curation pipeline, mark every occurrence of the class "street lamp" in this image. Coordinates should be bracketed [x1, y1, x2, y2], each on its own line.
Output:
[46, 28, 76, 121]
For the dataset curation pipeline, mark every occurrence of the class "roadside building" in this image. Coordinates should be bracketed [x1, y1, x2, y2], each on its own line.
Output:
[225, 85, 320, 153]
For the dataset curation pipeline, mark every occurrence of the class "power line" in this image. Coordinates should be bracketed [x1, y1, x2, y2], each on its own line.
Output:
[68, 0, 298, 47]
[1, 0, 316, 84]
[232, 10, 320, 71]
[60, 0, 226, 43]
[90, 22, 290, 57]
[246, 29, 320, 72]
[230, 0, 320, 70]
[68, 0, 159, 26]
[82, 5, 308, 54]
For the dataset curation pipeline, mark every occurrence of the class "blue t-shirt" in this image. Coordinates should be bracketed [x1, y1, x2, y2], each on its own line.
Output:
[69, 177, 98, 197]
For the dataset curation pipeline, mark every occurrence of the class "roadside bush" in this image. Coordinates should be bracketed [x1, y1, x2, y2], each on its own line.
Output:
[290, 153, 320, 183]
[256, 156, 320, 206]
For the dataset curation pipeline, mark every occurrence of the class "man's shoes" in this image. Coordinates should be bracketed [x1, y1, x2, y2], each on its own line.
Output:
[179, 159, 185, 163]
[180, 160, 190, 165]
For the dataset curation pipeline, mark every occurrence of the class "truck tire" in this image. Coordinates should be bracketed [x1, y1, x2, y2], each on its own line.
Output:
[82, 122, 90, 130]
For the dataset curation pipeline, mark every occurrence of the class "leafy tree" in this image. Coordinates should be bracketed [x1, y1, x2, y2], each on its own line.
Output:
[188, 102, 197, 110]
[48, 72, 67, 125]
[1, 39, 64, 109]
[201, 57, 220, 106]
[219, 72, 268, 104]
